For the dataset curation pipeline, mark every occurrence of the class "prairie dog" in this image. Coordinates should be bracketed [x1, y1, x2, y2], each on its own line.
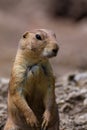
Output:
[4, 29, 59, 130]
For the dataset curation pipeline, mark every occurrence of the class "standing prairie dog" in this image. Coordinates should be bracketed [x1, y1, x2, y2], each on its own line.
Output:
[4, 29, 59, 130]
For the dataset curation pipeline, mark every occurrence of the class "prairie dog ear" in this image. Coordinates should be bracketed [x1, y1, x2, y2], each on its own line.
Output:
[23, 32, 29, 38]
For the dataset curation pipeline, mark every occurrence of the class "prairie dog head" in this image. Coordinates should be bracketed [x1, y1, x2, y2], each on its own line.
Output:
[19, 29, 59, 58]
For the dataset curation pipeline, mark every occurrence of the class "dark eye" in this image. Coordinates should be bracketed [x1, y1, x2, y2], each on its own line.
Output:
[35, 34, 42, 40]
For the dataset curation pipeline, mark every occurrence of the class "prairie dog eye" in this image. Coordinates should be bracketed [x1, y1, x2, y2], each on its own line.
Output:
[35, 34, 42, 40]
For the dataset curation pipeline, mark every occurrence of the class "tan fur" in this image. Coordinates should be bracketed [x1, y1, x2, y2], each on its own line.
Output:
[4, 29, 59, 130]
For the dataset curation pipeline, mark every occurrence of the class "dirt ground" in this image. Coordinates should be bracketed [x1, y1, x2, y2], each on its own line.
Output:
[0, 72, 87, 130]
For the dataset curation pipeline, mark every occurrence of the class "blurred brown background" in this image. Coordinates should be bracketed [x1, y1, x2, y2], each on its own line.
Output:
[0, 0, 87, 78]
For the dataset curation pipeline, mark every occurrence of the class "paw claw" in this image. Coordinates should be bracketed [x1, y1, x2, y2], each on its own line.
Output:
[42, 110, 51, 130]
[26, 112, 39, 128]
[42, 120, 48, 130]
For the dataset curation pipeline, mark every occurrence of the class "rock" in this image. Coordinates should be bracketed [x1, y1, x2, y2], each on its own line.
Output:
[83, 98, 87, 106]
[61, 103, 73, 113]
[74, 72, 87, 86]
[0, 78, 9, 97]
[75, 114, 87, 125]
[65, 90, 85, 102]
[75, 72, 87, 81]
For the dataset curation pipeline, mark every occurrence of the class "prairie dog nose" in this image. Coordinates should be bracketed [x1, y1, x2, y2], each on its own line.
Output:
[52, 43, 59, 55]
[52, 48, 58, 54]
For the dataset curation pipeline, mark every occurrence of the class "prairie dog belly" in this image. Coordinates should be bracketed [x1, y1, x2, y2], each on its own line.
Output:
[26, 64, 49, 121]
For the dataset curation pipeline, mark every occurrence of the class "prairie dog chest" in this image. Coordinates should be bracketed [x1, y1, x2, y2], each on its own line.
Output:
[26, 63, 50, 92]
